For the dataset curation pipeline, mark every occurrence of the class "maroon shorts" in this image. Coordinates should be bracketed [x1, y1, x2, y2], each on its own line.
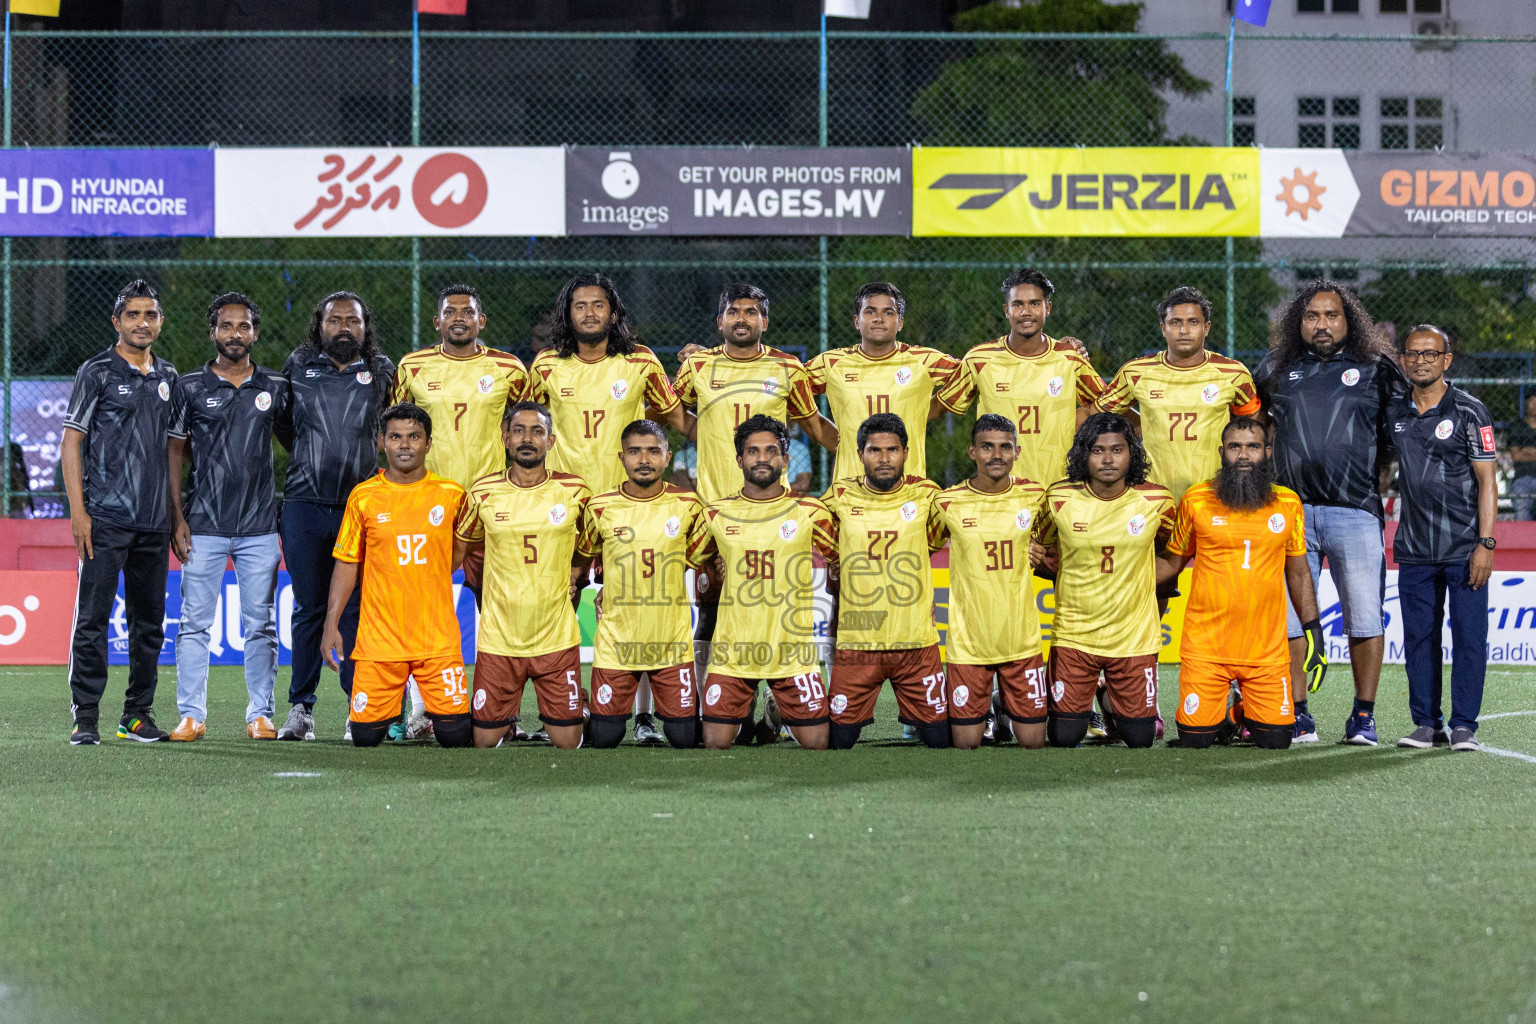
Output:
[947, 655, 1047, 725]
[472, 648, 585, 728]
[1047, 646, 1158, 719]
[590, 664, 697, 721]
[829, 645, 947, 727]
[701, 671, 829, 726]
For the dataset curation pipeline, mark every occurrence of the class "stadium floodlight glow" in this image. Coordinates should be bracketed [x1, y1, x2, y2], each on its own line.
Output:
[823, 0, 871, 18]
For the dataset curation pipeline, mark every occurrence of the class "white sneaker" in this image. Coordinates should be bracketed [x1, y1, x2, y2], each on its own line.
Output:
[343, 721, 353, 742]
[277, 704, 315, 741]
[405, 711, 434, 742]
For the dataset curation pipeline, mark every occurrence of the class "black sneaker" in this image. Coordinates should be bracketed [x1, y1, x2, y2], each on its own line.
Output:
[70, 720, 100, 745]
[117, 711, 169, 743]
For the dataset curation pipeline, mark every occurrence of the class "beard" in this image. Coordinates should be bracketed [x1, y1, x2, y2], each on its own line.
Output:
[1213, 458, 1276, 512]
[511, 447, 545, 470]
[323, 332, 361, 364]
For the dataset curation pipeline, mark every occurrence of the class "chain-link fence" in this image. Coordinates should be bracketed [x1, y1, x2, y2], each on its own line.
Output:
[4, 30, 1535, 511]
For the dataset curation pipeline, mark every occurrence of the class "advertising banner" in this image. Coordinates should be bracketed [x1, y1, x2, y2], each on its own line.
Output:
[1338, 151, 1536, 237]
[6, 380, 72, 518]
[0, 148, 213, 237]
[0, 571, 78, 664]
[214, 147, 565, 237]
[565, 147, 909, 235]
[913, 147, 1259, 237]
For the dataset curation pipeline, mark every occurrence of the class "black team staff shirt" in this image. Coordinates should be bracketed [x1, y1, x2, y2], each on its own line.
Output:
[1255, 347, 1408, 519]
[1387, 385, 1497, 565]
[62, 347, 179, 532]
[276, 349, 395, 506]
[168, 363, 292, 536]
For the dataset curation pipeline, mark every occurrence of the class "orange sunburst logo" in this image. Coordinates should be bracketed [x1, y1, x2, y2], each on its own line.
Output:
[1276, 168, 1326, 220]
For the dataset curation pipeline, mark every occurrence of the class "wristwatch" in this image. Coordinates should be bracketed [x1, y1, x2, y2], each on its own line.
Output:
[1479, 537, 1497, 550]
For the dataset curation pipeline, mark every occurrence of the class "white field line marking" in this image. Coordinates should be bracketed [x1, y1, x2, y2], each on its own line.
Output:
[1481, 710, 1536, 720]
[1483, 746, 1536, 765]
[272, 771, 323, 778]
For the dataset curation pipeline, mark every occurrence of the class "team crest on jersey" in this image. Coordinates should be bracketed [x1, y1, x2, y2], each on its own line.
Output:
[1015, 509, 1033, 530]
[705, 683, 722, 707]
[428, 504, 446, 527]
[1200, 383, 1220, 404]
[351, 691, 368, 713]
[255, 391, 272, 411]
[900, 501, 918, 522]
[893, 366, 913, 387]
[549, 503, 568, 525]
[1183, 692, 1199, 715]
[830, 694, 848, 714]
[953, 685, 971, 708]
[779, 519, 799, 541]
[477, 374, 496, 395]
[596, 684, 613, 705]
[1047, 376, 1064, 397]
[762, 376, 781, 396]
[664, 515, 682, 538]
[1340, 368, 1360, 387]
[473, 689, 486, 711]
[1127, 513, 1147, 536]
[1268, 513, 1286, 534]
[157, 381, 170, 402]
[1051, 680, 1065, 703]
[356, 371, 373, 385]
[1435, 418, 1455, 440]
[610, 379, 630, 400]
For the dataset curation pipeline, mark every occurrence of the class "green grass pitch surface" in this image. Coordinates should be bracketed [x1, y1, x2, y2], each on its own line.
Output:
[4, 663, 1536, 1024]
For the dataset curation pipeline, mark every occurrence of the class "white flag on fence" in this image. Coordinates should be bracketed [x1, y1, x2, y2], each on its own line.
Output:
[824, 0, 871, 17]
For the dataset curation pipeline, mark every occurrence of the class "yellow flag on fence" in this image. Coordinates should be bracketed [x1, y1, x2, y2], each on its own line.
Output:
[10, 0, 63, 16]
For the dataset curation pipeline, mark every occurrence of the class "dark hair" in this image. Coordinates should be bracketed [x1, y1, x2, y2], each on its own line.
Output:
[621, 418, 669, 447]
[1065, 412, 1149, 487]
[304, 291, 383, 363]
[734, 414, 790, 458]
[857, 412, 908, 451]
[550, 272, 638, 358]
[437, 284, 480, 310]
[1402, 323, 1452, 353]
[1157, 285, 1211, 325]
[1001, 268, 1054, 299]
[1268, 279, 1390, 368]
[112, 279, 161, 319]
[1221, 414, 1267, 442]
[379, 402, 432, 440]
[852, 281, 905, 319]
[207, 292, 261, 332]
[503, 400, 553, 431]
[972, 412, 1017, 441]
[717, 282, 769, 319]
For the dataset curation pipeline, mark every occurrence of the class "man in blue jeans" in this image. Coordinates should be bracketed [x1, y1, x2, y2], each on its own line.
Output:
[1388, 326, 1497, 752]
[167, 294, 291, 741]
[1255, 280, 1408, 746]
[273, 292, 395, 741]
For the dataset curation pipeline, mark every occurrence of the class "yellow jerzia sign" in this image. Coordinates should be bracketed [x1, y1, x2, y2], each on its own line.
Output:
[913, 147, 1260, 237]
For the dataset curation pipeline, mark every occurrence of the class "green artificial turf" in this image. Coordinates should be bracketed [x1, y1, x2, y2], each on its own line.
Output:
[3, 664, 1536, 1024]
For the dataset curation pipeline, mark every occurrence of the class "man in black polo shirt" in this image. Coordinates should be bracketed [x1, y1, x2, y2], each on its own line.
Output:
[1388, 325, 1497, 752]
[274, 291, 395, 741]
[167, 293, 291, 742]
[60, 279, 178, 745]
[1255, 280, 1408, 747]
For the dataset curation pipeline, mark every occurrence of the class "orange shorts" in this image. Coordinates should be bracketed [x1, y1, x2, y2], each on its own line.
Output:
[349, 655, 468, 724]
[591, 664, 697, 721]
[829, 645, 947, 727]
[471, 648, 584, 728]
[1047, 646, 1158, 719]
[702, 671, 828, 726]
[947, 655, 1047, 725]
[1177, 658, 1293, 728]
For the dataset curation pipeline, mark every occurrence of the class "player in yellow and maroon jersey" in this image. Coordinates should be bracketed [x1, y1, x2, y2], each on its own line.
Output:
[577, 420, 707, 749]
[1096, 287, 1262, 504]
[822, 413, 950, 749]
[321, 403, 472, 748]
[807, 282, 960, 483]
[938, 269, 1105, 489]
[929, 414, 1050, 750]
[1033, 413, 1176, 749]
[686, 415, 838, 751]
[454, 401, 593, 750]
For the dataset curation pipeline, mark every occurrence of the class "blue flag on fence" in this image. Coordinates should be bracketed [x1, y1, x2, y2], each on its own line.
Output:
[1233, 0, 1271, 27]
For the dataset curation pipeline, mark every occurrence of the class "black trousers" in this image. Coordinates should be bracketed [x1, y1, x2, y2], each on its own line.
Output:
[280, 499, 359, 708]
[68, 523, 169, 721]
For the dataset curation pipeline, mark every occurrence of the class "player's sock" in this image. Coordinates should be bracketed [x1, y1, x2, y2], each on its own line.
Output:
[351, 721, 389, 747]
[587, 716, 627, 748]
[406, 676, 424, 716]
[661, 717, 697, 750]
[1294, 699, 1309, 718]
[1176, 724, 1219, 749]
[1115, 714, 1158, 749]
[635, 677, 655, 717]
[914, 722, 951, 749]
[1246, 720, 1292, 749]
[1046, 712, 1089, 748]
[1352, 698, 1375, 716]
[828, 722, 861, 750]
[429, 713, 472, 748]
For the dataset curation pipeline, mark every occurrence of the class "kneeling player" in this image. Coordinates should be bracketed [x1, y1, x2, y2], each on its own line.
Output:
[823, 413, 949, 749]
[1157, 417, 1326, 749]
[687, 415, 837, 750]
[322, 404, 473, 747]
[579, 420, 706, 749]
[1034, 414, 1175, 748]
[455, 402, 593, 749]
[930, 414, 1049, 749]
